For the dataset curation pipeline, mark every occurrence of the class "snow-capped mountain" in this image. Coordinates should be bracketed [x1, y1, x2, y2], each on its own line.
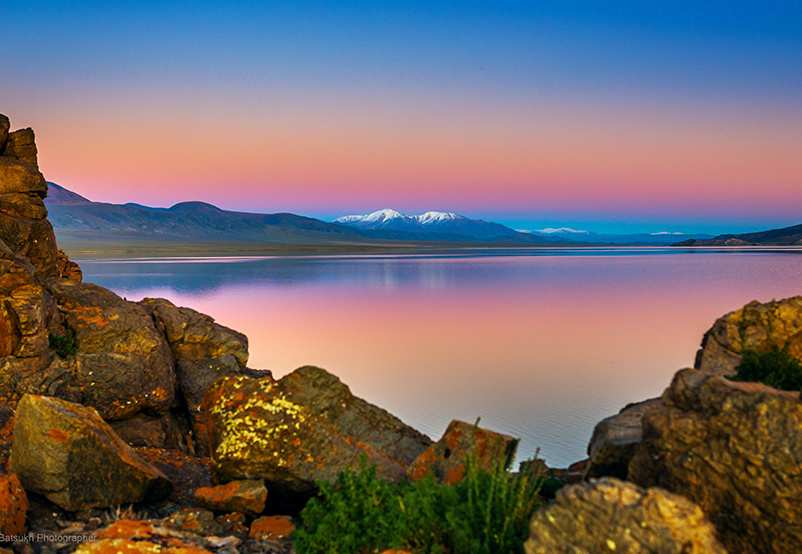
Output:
[334, 209, 519, 239]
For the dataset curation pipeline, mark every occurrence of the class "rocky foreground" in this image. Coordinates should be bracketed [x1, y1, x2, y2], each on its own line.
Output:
[2, 113, 802, 553]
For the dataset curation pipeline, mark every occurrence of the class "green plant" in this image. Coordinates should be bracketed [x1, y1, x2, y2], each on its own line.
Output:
[49, 328, 78, 358]
[293, 451, 545, 554]
[731, 342, 802, 391]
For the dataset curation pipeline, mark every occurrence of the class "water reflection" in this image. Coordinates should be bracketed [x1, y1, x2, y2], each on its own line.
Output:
[78, 248, 802, 466]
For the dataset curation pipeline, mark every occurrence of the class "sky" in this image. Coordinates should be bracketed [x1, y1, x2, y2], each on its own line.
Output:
[2, 1, 801, 234]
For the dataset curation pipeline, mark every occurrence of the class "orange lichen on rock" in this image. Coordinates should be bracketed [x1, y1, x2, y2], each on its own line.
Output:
[76, 538, 211, 554]
[0, 473, 28, 535]
[248, 515, 295, 541]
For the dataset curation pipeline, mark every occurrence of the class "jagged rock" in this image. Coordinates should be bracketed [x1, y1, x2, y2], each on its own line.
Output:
[194, 479, 267, 515]
[56, 248, 82, 281]
[0, 211, 58, 278]
[3, 128, 39, 170]
[0, 473, 28, 535]
[140, 298, 249, 452]
[204, 366, 432, 494]
[696, 296, 802, 376]
[628, 367, 802, 554]
[44, 279, 176, 420]
[584, 398, 661, 479]
[134, 448, 212, 507]
[0, 157, 46, 196]
[9, 394, 172, 511]
[0, 192, 48, 220]
[108, 412, 185, 449]
[0, 114, 9, 151]
[524, 477, 727, 553]
[407, 419, 518, 484]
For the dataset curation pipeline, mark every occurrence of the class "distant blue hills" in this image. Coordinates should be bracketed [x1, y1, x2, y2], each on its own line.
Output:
[45, 182, 722, 246]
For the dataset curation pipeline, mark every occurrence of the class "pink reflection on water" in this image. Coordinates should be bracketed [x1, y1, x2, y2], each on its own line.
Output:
[106, 250, 802, 466]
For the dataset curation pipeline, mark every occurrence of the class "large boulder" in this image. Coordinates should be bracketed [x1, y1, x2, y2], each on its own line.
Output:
[627, 367, 802, 554]
[204, 366, 432, 494]
[584, 398, 661, 479]
[696, 296, 802, 376]
[524, 477, 727, 553]
[2, 128, 39, 170]
[406, 419, 518, 484]
[9, 394, 172, 511]
[140, 298, 249, 451]
[44, 279, 176, 420]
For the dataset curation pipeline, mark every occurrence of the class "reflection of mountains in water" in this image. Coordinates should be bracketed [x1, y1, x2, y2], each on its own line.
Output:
[78, 248, 777, 298]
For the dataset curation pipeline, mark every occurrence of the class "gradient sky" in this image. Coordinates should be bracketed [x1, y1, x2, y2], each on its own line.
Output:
[3, 1, 801, 234]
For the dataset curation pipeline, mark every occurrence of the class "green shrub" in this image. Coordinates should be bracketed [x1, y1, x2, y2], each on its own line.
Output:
[292, 452, 545, 554]
[49, 329, 78, 358]
[731, 342, 802, 391]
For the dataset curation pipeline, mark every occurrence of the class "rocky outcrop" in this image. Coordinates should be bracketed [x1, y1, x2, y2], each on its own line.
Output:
[194, 479, 267, 515]
[140, 297, 250, 451]
[406, 419, 518, 484]
[0, 473, 27, 535]
[627, 367, 802, 554]
[584, 398, 661, 479]
[696, 296, 802, 376]
[0, 116, 57, 278]
[9, 394, 172, 511]
[56, 248, 82, 281]
[524, 477, 727, 553]
[44, 279, 177, 420]
[204, 366, 432, 494]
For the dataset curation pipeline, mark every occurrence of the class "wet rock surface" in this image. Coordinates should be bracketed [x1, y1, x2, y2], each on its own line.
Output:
[9, 394, 172, 511]
[204, 366, 432, 494]
[628, 367, 802, 554]
[524, 477, 727, 554]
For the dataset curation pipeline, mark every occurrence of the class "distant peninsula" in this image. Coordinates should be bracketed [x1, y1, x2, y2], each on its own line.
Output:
[672, 224, 802, 247]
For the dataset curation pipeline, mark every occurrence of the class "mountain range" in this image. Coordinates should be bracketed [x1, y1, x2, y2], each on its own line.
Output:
[47, 182, 788, 253]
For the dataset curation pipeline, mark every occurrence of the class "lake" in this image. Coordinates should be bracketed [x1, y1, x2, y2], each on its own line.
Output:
[76, 247, 802, 467]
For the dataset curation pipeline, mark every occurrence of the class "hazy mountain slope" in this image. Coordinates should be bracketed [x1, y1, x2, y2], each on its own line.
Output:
[672, 223, 802, 246]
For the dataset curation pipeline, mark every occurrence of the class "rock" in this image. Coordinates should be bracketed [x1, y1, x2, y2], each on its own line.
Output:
[214, 512, 248, 536]
[76, 538, 212, 554]
[628, 367, 802, 554]
[158, 508, 223, 536]
[0, 157, 46, 196]
[524, 477, 727, 554]
[0, 114, 8, 151]
[56, 248, 82, 281]
[140, 298, 250, 452]
[108, 412, 185, 450]
[248, 516, 295, 541]
[204, 366, 432, 494]
[3, 129, 39, 170]
[194, 479, 267, 516]
[0, 473, 28, 535]
[133, 448, 213, 507]
[0, 212, 58, 278]
[0, 193, 48, 220]
[584, 398, 661, 479]
[696, 296, 802, 376]
[406, 419, 518, 484]
[9, 394, 172, 511]
[44, 280, 176, 420]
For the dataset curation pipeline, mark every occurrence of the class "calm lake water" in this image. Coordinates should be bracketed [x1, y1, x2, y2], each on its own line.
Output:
[77, 247, 802, 467]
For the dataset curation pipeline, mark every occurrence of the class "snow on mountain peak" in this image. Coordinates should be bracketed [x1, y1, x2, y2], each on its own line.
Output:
[416, 211, 464, 224]
[363, 208, 406, 223]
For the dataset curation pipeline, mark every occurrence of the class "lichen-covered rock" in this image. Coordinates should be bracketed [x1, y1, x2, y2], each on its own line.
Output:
[249, 516, 295, 541]
[108, 412, 185, 450]
[696, 296, 802, 376]
[194, 479, 267, 515]
[0, 212, 58, 278]
[628, 367, 802, 554]
[0, 157, 46, 196]
[524, 477, 727, 554]
[9, 394, 172, 511]
[140, 298, 249, 452]
[584, 398, 661, 479]
[3, 128, 39, 170]
[407, 419, 518, 484]
[204, 366, 432, 494]
[0, 473, 28, 535]
[57, 248, 82, 281]
[44, 279, 176, 420]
